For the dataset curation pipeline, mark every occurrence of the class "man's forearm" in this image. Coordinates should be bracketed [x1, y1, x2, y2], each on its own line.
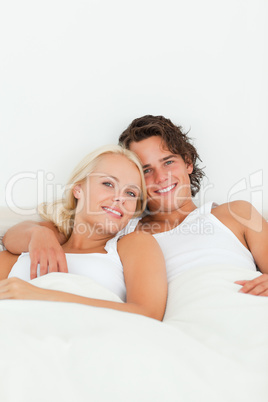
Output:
[2, 221, 65, 254]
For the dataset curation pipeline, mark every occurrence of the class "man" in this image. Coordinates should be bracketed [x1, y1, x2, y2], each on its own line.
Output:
[3, 115, 268, 295]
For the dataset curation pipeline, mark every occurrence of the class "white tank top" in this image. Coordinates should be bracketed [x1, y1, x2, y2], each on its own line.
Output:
[151, 202, 257, 282]
[8, 237, 126, 301]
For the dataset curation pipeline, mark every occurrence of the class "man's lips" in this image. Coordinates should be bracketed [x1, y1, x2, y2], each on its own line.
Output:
[154, 183, 177, 194]
[102, 206, 123, 218]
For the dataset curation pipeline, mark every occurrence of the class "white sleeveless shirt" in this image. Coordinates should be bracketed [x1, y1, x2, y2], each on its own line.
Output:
[151, 202, 257, 282]
[8, 236, 127, 301]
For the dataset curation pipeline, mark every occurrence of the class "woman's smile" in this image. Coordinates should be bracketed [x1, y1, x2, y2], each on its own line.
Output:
[101, 206, 123, 218]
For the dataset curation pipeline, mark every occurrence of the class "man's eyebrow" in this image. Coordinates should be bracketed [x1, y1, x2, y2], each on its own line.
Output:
[160, 155, 177, 162]
[143, 155, 177, 168]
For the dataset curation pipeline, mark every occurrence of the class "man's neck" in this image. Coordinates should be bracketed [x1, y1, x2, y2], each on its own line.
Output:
[142, 199, 197, 228]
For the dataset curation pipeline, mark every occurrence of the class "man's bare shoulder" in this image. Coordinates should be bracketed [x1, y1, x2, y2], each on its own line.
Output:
[212, 201, 264, 233]
[212, 200, 253, 219]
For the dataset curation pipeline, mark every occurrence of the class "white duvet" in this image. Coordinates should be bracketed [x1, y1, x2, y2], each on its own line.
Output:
[0, 265, 268, 402]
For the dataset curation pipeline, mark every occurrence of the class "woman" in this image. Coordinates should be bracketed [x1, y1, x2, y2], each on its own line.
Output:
[0, 145, 167, 320]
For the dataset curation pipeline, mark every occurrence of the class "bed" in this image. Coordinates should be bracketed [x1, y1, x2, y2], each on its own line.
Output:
[1, 209, 268, 402]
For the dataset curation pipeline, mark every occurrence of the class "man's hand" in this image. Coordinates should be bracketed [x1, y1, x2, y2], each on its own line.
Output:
[29, 226, 68, 279]
[235, 274, 268, 296]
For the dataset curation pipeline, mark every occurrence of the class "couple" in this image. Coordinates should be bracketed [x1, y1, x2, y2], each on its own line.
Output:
[1, 115, 268, 314]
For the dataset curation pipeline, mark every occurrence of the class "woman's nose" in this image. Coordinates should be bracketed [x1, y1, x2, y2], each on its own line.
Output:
[113, 193, 125, 204]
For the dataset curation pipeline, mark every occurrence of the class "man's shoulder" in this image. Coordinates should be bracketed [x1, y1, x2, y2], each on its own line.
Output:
[211, 201, 262, 233]
[212, 200, 253, 218]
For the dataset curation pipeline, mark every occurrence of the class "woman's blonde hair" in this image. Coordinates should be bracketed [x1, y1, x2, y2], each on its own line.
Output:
[38, 145, 147, 238]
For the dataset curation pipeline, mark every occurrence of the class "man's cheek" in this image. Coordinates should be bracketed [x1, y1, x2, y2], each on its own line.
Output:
[145, 182, 156, 192]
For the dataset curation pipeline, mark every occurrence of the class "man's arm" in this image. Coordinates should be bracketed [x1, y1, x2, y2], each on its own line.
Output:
[3, 221, 68, 279]
[222, 201, 268, 273]
[226, 201, 268, 296]
[3, 221, 66, 253]
[244, 204, 268, 274]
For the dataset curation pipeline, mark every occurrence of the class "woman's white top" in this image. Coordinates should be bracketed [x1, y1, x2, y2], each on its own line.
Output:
[8, 236, 127, 301]
[151, 201, 257, 282]
[8, 202, 257, 291]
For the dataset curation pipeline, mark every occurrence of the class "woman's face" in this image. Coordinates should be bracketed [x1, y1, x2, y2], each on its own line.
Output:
[74, 154, 142, 235]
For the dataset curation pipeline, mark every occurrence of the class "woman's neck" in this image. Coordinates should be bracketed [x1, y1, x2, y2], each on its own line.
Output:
[62, 224, 115, 254]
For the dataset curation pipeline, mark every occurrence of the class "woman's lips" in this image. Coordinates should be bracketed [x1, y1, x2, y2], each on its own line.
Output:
[102, 206, 123, 218]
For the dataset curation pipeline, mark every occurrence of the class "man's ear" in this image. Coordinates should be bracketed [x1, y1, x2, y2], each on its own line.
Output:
[73, 184, 82, 199]
[186, 163, 193, 174]
[185, 157, 193, 174]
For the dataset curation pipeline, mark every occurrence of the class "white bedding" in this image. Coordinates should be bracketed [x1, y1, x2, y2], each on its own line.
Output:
[0, 266, 268, 402]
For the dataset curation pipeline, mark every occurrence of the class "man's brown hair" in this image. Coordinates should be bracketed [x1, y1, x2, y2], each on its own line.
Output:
[119, 115, 205, 196]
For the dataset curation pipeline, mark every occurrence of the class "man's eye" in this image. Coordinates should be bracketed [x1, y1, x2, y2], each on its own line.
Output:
[143, 168, 151, 174]
[165, 160, 174, 166]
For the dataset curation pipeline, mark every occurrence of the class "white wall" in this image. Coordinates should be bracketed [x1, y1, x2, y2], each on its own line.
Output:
[1, 0, 267, 218]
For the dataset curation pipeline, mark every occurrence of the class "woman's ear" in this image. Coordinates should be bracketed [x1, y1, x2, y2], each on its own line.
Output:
[73, 184, 82, 199]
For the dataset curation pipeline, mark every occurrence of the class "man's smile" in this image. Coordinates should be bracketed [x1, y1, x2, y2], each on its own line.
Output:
[154, 183, 177, 194]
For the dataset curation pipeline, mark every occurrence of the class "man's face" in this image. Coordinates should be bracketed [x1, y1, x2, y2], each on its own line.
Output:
[129, 136, 193, 214]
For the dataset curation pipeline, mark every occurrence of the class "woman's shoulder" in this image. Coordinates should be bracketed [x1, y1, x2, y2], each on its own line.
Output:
[119, 230, 154, 242]
[117, 231, 158, 254]
[0, 250, 19, 264]
[0, 250, 20, 280]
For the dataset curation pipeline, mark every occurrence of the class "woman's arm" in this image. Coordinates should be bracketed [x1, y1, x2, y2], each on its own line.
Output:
[0, 251, 19, 280]
[3, 221, 68, 278]
[0, 233, 167, 321]
[117, 231, 168, 320]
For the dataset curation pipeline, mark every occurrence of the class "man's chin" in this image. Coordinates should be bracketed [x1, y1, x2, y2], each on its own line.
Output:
[146, 195, 192, 215]
[146, 202, 177, 216]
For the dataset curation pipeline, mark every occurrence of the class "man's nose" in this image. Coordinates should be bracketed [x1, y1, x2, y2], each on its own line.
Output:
[153, 168, 167, 184]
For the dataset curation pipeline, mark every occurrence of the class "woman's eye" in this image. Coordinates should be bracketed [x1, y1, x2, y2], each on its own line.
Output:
[103, 182, 113, 188]
[126, 191, 137, 198]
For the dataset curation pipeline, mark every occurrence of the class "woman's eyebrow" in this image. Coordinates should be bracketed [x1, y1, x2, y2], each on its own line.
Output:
[95, 174, 141, 192]
[104, 175, 119, 182]
[126, 184, 141, 193]
[93, 173, 119, 182]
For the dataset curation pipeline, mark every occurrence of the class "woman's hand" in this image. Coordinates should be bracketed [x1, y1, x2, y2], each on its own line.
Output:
[0, 277, 46, 300]
[235, 274, 268, 296]
[29, 226, 68, 279]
